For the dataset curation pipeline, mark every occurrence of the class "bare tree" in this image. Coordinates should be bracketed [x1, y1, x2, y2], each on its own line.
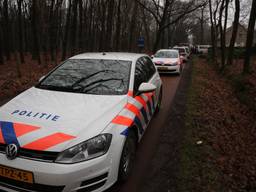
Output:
[17, 0, 24, 63]
[129, 0, 138, 51]
[31, 0, 41, 64]
[62, 0, 72, 61]
[0, 2, 4, 64]
[226, 0, 240, 66]
[3, 0, 11, 60]
[243, 0, 256, 74]
[71, 0, 79, 55]
[136, 0, 207, 52]
[105, 0, 115, 50]
[218, 0, 230, 70]
[115, 0, 122, 51]
[209, 0, 217, 62]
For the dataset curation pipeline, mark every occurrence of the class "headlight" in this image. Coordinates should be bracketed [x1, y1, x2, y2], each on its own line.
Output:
[55, 134, 112, 164]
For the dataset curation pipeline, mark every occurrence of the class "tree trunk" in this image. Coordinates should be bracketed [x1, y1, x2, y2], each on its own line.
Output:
[78, 0, 85, 51]
[3, 0, 10, 60]
[208, 0, 216, 62]
[200, 7, 205, 44]
[71, 0, 78, 55]
[48, 0, 55, 61]
[0, 4, 4, 65]
[55, 0, 64, 64]
[115, 0, 122, 51]
[243, 0, 256, 74]
[128, 0, 138, 51]
[226, 0, 240, 66]
[152, 0, 169, 52]
[218, 0, 226, 70]
[142, 7, 151, 51]
[0, 26, 3, 64]
[105, 0, 115, 50]
[153, 28, 163, 52]
[98, 0, 106, 51]
[17, 0, 25, 63]
[62, 0, 72, 61]
[31, 0, 41, 64]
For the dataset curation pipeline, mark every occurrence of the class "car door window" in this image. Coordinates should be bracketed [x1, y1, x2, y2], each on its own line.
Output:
[134, 58, 148, 94]
[143, 57, 156, 80]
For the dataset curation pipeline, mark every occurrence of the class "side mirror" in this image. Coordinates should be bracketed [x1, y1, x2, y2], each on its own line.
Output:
[39, 76, 45, 82]
[138, 82, 156, 94]
[151, 55, 154, 59]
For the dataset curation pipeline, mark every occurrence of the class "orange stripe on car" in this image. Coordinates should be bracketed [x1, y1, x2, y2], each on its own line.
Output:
[112, 116, 133, 127]
[135, 96, 148, 111]
[125, 103, 141, 119]
[127, 90, 133, 97]
[145, 93, 153, 102]
[22, 133, 76, 151]
[13, 122, 40, 137]
[0, 128, 4, 144]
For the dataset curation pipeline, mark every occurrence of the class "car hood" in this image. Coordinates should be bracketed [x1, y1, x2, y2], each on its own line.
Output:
[152, 58, 179, 64]
[0, 87, 128, 152]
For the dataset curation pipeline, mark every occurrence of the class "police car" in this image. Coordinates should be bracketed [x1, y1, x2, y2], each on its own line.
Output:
[152, 49, 183, 74]
[0, 53, 162, 192]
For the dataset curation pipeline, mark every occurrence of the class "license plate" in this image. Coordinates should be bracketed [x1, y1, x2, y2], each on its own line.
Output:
[0, 164, 34, 183]
[157, 66, 168, 70]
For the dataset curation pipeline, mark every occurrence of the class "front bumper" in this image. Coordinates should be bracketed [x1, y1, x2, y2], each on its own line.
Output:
[0, 137, 124, 192]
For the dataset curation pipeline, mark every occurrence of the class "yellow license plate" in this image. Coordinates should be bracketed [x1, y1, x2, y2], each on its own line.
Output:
[158, 67, 168, 70]
[0, 164, 34, 183]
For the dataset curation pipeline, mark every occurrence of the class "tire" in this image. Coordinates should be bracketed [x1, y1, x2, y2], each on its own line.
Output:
[155, 87, 162, 114]
[118, 130, 137, 182]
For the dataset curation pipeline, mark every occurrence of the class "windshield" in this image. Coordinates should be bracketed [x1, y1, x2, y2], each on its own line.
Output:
[36, 59, 132, 95]
[155, 51, 178, 58]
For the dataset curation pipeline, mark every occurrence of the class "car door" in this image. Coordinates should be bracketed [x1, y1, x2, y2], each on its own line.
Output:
[141, 56, 161, 106]
[132, 56, 161, 135]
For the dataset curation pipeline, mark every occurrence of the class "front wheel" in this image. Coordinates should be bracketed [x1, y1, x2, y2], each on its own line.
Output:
[155, 87, 162, 114]
[118, 130, 137, 182]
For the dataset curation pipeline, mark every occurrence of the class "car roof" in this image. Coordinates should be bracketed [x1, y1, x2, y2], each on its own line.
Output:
[156, 49, 179, 53]
[69, 52, 147, 61]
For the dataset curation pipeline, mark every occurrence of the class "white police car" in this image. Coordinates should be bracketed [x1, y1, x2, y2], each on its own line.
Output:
[152, 49, 183, 74]
[0, 53, 162, 192]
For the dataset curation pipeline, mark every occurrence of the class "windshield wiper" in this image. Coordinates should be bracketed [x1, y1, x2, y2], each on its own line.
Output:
[71, 70, 116, 88]
[37, 84, 75, 92]
[73, 78, 124, 93]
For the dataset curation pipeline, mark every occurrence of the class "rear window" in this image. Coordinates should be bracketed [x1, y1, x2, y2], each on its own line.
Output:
[37, 59, 132, 95]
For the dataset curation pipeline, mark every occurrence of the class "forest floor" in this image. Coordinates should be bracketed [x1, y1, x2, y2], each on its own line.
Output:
[0, 53, 61, 101]
[180, 57, 256, 191]
[225, 57, 256, 113]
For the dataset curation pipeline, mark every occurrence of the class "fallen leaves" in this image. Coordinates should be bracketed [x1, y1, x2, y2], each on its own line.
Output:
[191, 57, 256, 191]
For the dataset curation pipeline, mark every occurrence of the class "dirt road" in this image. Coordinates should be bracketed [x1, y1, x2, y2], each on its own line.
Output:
[107, 73, 181, 192]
